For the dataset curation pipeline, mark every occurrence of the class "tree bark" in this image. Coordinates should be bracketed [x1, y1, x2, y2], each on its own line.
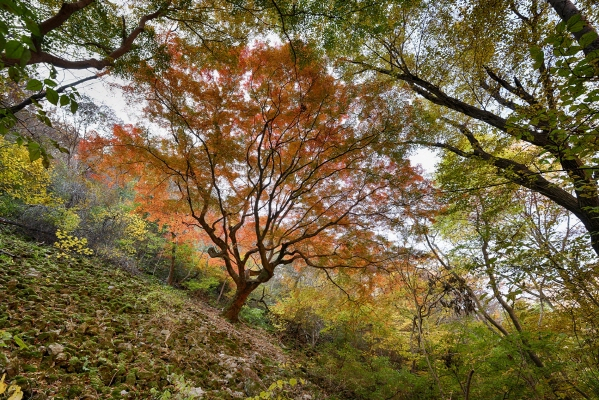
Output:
[222, 282, 260, 323]
[166, 233, 176, 286]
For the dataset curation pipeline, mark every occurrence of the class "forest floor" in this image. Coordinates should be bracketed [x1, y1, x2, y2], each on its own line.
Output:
[0, 228, 323, 399]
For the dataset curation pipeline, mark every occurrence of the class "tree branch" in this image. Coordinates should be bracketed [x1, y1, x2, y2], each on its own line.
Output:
[38, 0, 95, 36]
[483, 66, 537, 105]
[8, 74, 101, 115]
[4, 5, 167, 70]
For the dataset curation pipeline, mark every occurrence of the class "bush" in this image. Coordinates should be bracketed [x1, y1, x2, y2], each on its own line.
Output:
[239, 306, 272, 330]
[183, 276, 220, 294]
[310, 343, 429, 400]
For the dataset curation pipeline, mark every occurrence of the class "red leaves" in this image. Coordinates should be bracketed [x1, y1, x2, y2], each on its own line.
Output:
[80, 38, 434, 317]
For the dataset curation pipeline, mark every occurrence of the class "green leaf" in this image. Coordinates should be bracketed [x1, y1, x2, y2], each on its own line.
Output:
[0, 21, 9, 35]
[564, 46, 582, 56]
[530, 46, 543, 62]
[506, 289, 522, 302]
[0, 0, 19, 14]
[59, 95, 70, 107]
[4, 40, 23, 59]
[580, 31, 598, 49]
[289, 378, 297, 386]
[70, 99, 79, 114]
[36, 111, 52, 127]
[569, 20, 585, 33]
[19, 48, 30, 66]
[557, 68, 571, 77]
[25, 79, 43, 91]
[43, 79, 57, 88]
[13, 335, 27, 349]
[24, 18, 40, 38]
[259, 391, 269, 399]
[46, 88, 59, 105]
[567, 14, 582, 30]
[28, 141, 41, 162]
[20, 36, 35, 50]
[0, 330, 12, 347]
[7, 66, 20, 82]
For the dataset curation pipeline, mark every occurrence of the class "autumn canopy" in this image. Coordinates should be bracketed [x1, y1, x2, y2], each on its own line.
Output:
[2, 0, 599, 398]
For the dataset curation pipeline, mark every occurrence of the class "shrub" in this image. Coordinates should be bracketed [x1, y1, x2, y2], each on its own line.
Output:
[183, 276, 221, 294]
[239, 306, 272, 330]
[310, 343, 418, 400]
[54, 229, 93, 259]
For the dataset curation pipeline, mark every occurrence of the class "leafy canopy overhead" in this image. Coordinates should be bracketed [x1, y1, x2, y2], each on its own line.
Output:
[278, 0, 599, 256]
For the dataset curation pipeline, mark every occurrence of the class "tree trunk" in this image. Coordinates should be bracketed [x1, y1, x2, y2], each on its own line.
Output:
[167, 233, 176, 286]
[222, 282, 260, 323]
[575, 213, 599, 258]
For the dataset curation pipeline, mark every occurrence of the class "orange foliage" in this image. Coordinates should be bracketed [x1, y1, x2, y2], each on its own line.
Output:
[81, 39, 431, 320]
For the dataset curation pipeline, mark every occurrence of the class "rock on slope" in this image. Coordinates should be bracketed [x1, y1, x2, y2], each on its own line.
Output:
[0, 230, 318, 399]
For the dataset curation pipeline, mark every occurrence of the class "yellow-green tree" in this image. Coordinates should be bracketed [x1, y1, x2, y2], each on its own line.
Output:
[0, 136, 54, 209]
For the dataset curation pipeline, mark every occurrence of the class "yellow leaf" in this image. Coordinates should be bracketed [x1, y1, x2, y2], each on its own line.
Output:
[289, 378, 297, 386]
[0, 373, 7, 394]
[7, 384, 23, 400]
[8, 391, 23, 400]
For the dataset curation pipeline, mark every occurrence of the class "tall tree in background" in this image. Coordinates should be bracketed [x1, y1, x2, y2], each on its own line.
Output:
[374, 0, 599, 256]
[429, 159, 595, 398]
[85, 41, 425, 321]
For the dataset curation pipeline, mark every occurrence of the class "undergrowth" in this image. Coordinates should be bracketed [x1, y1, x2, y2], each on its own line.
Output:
[0, 228, 316, 399]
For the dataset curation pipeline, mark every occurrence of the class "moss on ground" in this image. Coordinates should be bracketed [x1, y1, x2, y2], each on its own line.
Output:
[0, 229, 317, 399]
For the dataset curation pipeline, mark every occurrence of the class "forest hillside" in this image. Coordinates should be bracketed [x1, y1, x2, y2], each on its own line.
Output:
[0, 228, 319, 400]
[2, 1, 599, 399]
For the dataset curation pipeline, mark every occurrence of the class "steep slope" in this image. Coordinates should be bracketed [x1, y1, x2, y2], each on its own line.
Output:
[0, 229, 319, 399]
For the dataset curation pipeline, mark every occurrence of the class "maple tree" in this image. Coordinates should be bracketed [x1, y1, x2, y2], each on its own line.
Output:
[5, 2, 599, 398]
[85, 40, 424, 321]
